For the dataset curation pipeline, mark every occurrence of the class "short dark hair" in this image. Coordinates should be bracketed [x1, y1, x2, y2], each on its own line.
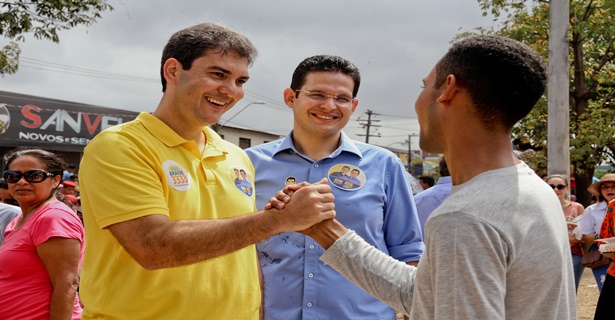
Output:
[439, 156, 450, 177]
[435, 35, 547, 129]
[419, 176, 435, 188]
[4, 148, 66, 176]
[291, 55, 361, 98]
[160, 22, 258, 92]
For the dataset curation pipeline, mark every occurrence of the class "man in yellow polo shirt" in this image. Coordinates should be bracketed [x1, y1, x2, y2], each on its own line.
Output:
[78, 22, 336, 319]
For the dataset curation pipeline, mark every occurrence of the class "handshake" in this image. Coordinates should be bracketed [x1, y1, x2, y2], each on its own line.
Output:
[264, 178, 348, 248]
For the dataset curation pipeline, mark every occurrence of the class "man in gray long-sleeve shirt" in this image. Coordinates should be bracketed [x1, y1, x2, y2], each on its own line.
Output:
[270, 35, 577, 319]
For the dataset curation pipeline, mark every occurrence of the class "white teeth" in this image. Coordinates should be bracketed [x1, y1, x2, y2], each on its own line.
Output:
[315, 114, 334, 120]
[206, 97, 226, 106]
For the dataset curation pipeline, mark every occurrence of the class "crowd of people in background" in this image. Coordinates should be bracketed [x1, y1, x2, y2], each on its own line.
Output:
[0, 21, 612, 320]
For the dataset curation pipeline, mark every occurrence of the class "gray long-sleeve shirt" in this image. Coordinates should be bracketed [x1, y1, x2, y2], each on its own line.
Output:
[321, 163, 577, 319]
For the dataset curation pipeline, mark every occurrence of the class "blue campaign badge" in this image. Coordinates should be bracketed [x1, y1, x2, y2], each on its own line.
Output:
[328, 164, 366, 191]
[229, 166, 254, 197]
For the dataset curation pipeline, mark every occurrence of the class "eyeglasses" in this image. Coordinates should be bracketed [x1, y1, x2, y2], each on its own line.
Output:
[295, 90, 354, 106]
[549, 184, 567, 190]
[3, 170, 56, 184]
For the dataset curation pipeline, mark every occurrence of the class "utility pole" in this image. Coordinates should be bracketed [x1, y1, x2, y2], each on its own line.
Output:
[404, 133, 419, 172]
[356, 110, 381, 143]
[547, 1, 570, 182]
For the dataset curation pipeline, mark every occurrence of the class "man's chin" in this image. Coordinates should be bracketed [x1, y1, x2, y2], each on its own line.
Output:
[418, 139, 442, 155]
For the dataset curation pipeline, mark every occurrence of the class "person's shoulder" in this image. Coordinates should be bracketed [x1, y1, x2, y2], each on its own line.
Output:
[245, 139, 283, 156]
[87, 116, 144, 147]
[352, 140, 396, 155]
[414, 187, 436, 201]
[0, 203, 20, 215]
[33, 202, 82, 226]
[588, 201, 607, 212]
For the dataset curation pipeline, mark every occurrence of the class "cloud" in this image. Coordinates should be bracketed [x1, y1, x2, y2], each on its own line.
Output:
[0, 0, 493, 149]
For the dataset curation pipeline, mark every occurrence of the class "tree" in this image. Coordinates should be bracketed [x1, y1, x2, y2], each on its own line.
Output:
[473, 0, 615, 206]
[0, 0, 113, 75]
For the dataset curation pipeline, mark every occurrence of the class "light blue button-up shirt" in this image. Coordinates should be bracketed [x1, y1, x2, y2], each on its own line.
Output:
[246, 131, 424, 320]
[414, 175, 452, 235]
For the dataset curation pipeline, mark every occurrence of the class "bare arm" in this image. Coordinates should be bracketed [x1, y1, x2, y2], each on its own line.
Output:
[108, 179, 335, 270]
[569, 203, 585, 244]
[300, 218, 350, 249]
[37, 237, 81, 320]
[583, 234, 598, 244]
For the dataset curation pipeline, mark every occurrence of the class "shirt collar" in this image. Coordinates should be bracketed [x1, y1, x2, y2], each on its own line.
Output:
[138, 112, 228, 156]
[272, 130, 362, 159]
[436, 176, 452, 185]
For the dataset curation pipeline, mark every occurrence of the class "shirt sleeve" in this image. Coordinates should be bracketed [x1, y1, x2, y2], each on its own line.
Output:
[321, 230, 417, 316]
[578, 206, 592, 234]
[30, 207, 84, 246]
[382, 157, 425, 262]
[80, 131, 170, 228]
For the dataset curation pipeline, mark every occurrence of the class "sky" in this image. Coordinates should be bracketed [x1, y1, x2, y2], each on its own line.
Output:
[0, 0, 496, 151]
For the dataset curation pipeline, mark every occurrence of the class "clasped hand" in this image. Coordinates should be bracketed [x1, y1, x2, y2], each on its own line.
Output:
[266, 178, 336, 232]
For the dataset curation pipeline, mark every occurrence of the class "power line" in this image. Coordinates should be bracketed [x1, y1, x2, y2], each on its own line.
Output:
[356, 109, 381, 143]
[378, 124, 420, 130]
[17, 57, 290, 110]
[20, 57, 158, 82]
[376, 112, 418, 119]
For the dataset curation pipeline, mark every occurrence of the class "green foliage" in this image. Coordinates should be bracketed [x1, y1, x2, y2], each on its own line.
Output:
[0, 41, 19, 75]
[0, 0, 113, 75]
[474, 0, 615, 205]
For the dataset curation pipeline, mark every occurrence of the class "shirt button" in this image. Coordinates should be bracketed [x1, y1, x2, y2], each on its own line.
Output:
[314, 164, 319, 168]
[309, 244, 315, 249]
[308, 273, 314, 278]
[307, 302, 313, 307]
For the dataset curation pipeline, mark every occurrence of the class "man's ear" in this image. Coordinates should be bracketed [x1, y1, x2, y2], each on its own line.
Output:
[436, 74, 460, 104]
[162, 58, 181, 86]
[283, 88, 296, 109]
[350, 98, 359, 113]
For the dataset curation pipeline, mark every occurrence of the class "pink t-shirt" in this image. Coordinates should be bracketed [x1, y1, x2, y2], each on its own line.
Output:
[0, 201, 85, 320]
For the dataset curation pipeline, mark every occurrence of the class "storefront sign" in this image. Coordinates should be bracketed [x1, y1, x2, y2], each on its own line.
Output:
[0, 90, 139, 152]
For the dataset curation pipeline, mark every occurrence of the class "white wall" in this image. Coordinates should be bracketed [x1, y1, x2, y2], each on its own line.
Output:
[217, 126, 282, 149]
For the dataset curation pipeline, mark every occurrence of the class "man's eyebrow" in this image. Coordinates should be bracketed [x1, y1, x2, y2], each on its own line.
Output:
[209, 66, 231, 74]
[208, 65, 250, 82]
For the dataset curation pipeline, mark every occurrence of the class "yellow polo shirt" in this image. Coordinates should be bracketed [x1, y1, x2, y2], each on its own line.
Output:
[79, 112, 260, 319]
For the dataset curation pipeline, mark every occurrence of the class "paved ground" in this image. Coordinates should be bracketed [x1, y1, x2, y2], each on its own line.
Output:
[577, 269, 600, 320]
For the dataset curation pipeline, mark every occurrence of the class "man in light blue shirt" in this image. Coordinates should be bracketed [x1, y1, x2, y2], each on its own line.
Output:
[414, 157, 452, 235]
[246, 55, 424, 320]
[62, 164, 76, 181]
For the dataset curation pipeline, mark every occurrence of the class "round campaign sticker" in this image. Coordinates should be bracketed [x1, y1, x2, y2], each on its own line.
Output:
[162, 160, 193, 191]
[328, 164, 366, 191]
[229, 167, 254, 197]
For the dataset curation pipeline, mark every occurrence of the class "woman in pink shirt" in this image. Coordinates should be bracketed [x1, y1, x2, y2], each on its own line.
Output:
[0, 148, 85, 319]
